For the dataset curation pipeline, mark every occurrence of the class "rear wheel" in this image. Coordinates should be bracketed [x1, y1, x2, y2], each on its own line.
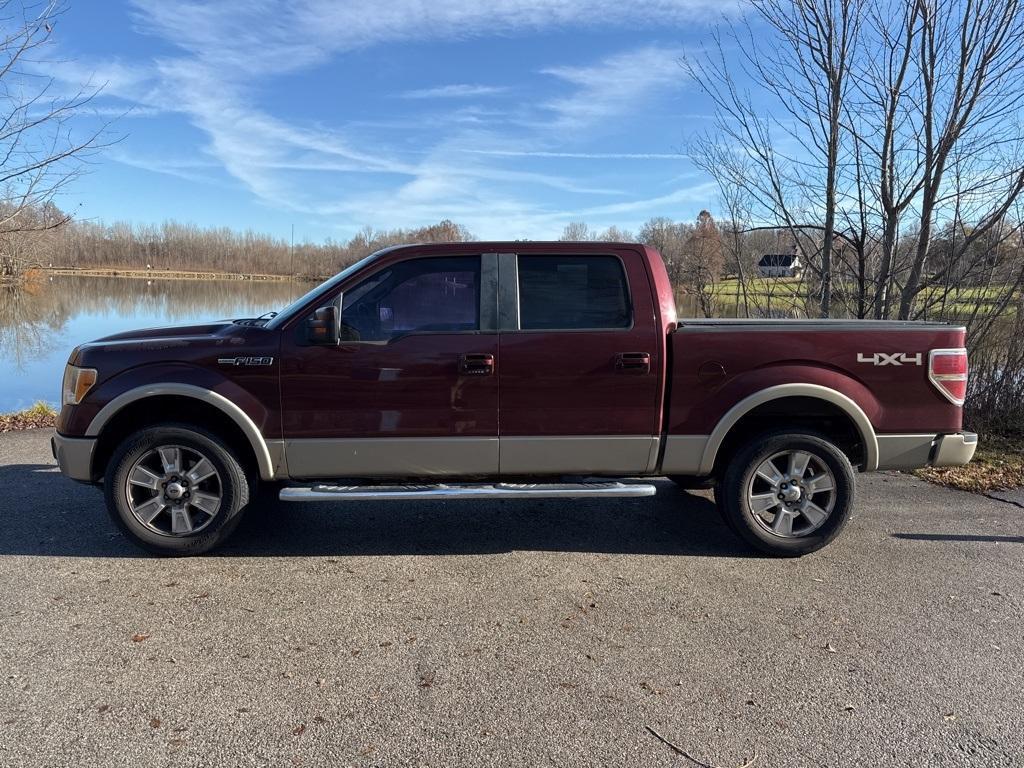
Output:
[104, 424, 253, 555]
[716, 431, 855, 556]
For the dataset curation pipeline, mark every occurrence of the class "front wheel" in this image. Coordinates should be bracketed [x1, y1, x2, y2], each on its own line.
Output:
[103, 424, 253, 555]
[716, 431, 855, 557]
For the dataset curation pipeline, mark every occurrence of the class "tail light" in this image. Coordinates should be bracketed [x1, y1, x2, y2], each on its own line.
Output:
[928, 348, 968, 405]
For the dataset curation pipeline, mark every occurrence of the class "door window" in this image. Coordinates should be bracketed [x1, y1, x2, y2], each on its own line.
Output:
[339, 256, 480, 342]
[517, 255, 631, 330]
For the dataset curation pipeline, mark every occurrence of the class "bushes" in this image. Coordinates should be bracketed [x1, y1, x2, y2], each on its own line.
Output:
[964, 310, 1024, 437]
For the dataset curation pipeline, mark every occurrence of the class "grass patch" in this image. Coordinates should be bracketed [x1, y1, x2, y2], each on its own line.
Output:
[0, 402, 57, 432]
[915, 435, 1024, 492]
[703, 278, 1019, 313]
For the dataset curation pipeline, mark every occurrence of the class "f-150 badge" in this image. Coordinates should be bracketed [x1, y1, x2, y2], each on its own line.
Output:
[217, 356, 274, 366]
[857, 352, 922, 366]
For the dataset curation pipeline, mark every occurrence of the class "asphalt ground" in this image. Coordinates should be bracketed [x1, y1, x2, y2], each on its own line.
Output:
[1, 428, 1021, 767]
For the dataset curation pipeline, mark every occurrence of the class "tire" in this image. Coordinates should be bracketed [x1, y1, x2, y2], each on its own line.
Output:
[103, 423, 253, 555]
[717, 430, 855, 557]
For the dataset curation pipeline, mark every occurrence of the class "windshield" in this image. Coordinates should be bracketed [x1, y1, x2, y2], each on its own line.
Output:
[264, 250, 385, 329]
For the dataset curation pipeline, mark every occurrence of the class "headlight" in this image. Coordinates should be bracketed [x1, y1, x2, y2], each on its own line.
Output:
[62, 365, 97, 406]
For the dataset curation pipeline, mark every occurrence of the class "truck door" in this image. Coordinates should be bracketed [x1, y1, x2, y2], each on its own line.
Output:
[279, 254, 499, 478]
[496, 249, 662, 475]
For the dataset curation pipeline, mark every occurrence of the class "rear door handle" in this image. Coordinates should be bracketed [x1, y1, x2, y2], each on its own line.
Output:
[460, 353, 495, 376]
[616, 352, 651, 374]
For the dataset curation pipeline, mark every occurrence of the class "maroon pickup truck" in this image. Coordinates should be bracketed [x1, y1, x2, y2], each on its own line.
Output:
[52, 242, 976, 556]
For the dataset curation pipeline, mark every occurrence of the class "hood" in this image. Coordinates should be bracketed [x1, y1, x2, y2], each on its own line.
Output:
[92, 320, 236, 343]
[69, 320, 274, 370]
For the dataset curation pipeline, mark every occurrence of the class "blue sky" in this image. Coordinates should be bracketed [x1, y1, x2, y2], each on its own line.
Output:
[43, 0, 740, 243]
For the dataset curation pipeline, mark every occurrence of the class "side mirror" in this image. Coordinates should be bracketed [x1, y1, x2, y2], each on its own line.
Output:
[306, 305, 339, 345]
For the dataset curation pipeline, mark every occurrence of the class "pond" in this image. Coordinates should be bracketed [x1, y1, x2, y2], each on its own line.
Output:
[0, 275, 306, 412]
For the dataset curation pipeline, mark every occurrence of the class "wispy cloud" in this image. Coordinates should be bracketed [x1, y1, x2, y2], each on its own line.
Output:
[40, 0, 728, 236]
[110, 151, 231, 186]
[127, 0, 731, 74]
[540, 45, 687, 129]
[400, 84, 509, 99]
[463, 149, 688, 160]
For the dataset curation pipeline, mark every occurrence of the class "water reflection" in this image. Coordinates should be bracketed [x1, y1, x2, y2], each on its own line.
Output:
[0, 275, 305, 411]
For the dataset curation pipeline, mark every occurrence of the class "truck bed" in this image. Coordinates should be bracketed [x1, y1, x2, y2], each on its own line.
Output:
[667, 320, 966, 436]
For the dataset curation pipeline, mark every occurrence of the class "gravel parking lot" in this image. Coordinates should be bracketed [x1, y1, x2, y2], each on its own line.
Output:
[1, 428, 1022, 767]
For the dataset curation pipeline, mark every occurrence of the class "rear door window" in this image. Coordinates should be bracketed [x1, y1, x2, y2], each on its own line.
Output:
[517, 255, 631, 330]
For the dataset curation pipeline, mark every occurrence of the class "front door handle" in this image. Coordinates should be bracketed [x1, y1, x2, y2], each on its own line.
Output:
[460, 353, 495, 376]
[616, 352, 651, 374]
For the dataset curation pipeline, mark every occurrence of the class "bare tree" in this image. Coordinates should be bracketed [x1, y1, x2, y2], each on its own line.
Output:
[686, 0, 862, 317]
[0, 1, 108, 281]
[679, 210, 725, 317]
[895, 0, 1024, 318]
[43, 211, 475, 279]
[559, 221, 596, 241]
[691, 0, 1024, 324]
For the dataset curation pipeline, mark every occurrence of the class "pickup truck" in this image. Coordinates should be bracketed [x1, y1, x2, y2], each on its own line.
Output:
[52, 242, 976, 557]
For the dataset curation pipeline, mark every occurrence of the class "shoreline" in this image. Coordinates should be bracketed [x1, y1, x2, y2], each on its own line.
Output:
[39, 267, 304, 282]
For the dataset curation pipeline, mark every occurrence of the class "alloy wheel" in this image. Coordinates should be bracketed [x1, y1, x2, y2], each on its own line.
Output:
[746, 449, 836, 538]
[125, 445, 223, 536]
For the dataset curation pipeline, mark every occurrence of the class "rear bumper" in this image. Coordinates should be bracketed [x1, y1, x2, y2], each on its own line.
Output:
[932, 431, 978, 468]
[52, 433, 97, 483]
[875, 431, 977, 470]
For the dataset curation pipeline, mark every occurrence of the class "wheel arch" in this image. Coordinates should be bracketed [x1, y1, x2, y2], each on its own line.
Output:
[699, 384, 878, 475]
[86, 384, 281, 481]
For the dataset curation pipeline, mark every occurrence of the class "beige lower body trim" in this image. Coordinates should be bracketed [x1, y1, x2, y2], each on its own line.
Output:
[265, 440, 287, 480]
[876, 431, 978, 470]
[53, 433, 97, 482]
[285, 437, 499, 479]
[660, 435, 711, 476]
[498, 436, 658, 475]
[875, 434, 937, 470]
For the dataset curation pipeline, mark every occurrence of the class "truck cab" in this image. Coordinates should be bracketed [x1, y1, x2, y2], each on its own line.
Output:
[52, 242, 976, 556]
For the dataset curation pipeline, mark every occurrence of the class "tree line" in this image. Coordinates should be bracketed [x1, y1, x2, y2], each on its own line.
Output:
[1, 205, 473, 280]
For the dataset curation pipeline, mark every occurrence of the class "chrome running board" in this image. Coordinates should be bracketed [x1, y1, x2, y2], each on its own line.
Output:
[279, 481, 656, 502]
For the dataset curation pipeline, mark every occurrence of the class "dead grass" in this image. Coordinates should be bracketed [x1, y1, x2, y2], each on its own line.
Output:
[915, 435, 1024, 492]
[0, 402, 57, 432]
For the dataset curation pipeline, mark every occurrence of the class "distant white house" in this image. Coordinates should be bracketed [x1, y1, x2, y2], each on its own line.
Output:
[757, 253, 802, 278]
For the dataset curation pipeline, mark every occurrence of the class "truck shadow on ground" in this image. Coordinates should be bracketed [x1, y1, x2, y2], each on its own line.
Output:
[0, 464, 757, 558]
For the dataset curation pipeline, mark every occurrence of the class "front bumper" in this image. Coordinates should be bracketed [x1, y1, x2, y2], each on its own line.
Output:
[52, 433, 98, 483]
[875, 431, 978, 471]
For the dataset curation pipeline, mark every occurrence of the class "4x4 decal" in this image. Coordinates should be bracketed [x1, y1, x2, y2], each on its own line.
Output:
[857, 352, 922, 366]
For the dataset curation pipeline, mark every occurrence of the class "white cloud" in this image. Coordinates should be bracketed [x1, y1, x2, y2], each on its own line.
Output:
[540, 45, 687, 129]
[463, 149, 688, 160]
[127, 0, 733, 76]
[321, 178, 719, 239]
[400, 84, 509, 99]
[110, 151, 231, 186]
[39, 0, 728, 235]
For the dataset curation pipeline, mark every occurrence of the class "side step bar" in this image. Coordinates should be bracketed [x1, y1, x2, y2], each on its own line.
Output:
[279, 481, 657, 502]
